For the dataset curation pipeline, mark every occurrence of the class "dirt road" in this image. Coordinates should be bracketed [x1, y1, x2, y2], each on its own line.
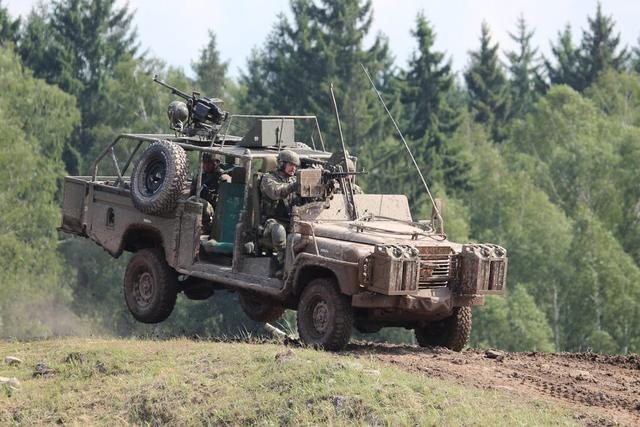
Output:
[343, 343, 640, 426]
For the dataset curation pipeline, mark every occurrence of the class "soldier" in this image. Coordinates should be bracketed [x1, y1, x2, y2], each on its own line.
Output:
[259, 149, 299, 277]
[330, 154, 364, 195]
[345, 157, 364, 194]
[190, 153, 227, 235]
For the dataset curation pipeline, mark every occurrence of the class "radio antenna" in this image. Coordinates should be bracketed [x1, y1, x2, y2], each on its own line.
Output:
[360, 64, 444, 235]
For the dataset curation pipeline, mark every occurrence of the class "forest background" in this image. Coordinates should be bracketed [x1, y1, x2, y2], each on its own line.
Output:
[1, 0, 640, 354]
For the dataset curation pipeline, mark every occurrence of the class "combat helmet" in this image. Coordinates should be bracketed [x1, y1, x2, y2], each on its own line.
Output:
[277, 149, 301, 169]
[167, 101, 188, 127]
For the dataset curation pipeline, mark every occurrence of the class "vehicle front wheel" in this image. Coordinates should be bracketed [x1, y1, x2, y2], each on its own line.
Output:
[297, 278, 353, 351]
[414, 306, 472, 352]
[123, 248, 178, 323]
[239, 293, 285, 323]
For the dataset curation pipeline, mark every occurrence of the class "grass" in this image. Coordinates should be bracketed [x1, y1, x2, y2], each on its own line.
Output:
[0, 338, 576, 426]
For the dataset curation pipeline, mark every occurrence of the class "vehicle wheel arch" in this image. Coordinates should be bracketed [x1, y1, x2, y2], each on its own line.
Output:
[121, 225, 165, 254]
[292, 264, 338, 296]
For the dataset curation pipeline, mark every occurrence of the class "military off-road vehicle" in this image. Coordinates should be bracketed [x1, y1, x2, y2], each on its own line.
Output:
[59, 78, 507, 351]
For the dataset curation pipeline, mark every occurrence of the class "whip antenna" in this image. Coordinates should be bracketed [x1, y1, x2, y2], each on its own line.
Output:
[360, 64, 444, 234]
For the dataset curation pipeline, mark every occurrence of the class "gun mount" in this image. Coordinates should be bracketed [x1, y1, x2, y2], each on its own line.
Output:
[154, 75, 228, 138]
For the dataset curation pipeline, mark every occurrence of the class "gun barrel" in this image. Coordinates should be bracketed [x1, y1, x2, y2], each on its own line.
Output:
[152, 75, 190, 100]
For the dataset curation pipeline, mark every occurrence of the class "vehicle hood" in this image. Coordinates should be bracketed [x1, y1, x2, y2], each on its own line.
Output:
[309, 220, 462, 251]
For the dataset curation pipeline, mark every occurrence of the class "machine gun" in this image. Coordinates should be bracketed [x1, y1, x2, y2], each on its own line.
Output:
[153, 75, 228, 137]
[296, 165, 366, 200]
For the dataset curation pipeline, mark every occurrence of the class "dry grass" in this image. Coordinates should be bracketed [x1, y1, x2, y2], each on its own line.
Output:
[0, 338, 576, 426]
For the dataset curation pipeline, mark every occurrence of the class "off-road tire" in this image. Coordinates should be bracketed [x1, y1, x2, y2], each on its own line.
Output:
[124, 248, 178, 323]
[239, 293, 285, 323]
[414, 306, 472, 352]
[131, 140, 187, 216]
[297, 278, 353, 351]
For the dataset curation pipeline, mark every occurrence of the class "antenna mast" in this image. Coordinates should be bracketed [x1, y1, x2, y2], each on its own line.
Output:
[360, 64, 444, 235]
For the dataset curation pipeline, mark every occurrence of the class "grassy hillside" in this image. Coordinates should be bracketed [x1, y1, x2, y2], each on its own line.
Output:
[0, 338, 575, 425]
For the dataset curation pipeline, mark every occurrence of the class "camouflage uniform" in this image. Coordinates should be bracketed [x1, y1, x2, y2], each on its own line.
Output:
[190, 166, 224, 235]
[259, 171, 297, 261]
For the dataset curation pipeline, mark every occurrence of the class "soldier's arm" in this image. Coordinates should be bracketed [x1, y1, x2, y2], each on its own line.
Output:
[260, 175, 296, 200]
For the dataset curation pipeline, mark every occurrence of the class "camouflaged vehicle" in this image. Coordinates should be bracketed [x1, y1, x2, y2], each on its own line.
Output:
[59, 78, 507, 351]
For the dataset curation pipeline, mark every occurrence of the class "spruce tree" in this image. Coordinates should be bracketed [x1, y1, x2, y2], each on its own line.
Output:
[0, 1, 20, 45]
[506, 15, 543, 118]
[633, 37, 640, 73]
[18, 0, 139, 173]
[544, 25, 582, 89]
[239, 0, 393, 152]
[400, 13, 471, 195]
[577, 2, 629, 89]
[464, 21, 511, 142]
[192, 30, 229, 98]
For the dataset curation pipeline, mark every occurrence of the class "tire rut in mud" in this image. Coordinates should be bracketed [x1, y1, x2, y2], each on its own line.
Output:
[340, 342, 640, 426]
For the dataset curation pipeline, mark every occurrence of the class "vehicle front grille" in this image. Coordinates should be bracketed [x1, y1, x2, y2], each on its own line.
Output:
[419, 254, 458, 288]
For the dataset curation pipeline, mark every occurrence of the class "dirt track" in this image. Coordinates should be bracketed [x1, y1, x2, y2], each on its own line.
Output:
[342, 342, 640, 426]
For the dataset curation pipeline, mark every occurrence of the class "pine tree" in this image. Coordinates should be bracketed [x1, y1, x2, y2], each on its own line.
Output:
[546, 4, 630, 92]
[402, 13, 459, 144]
[0, 1, 20, 45]
[464, 21, 511, 142]
[192, 30, 229, 98]
[506, 15, 544, 118]
[239, 0, 393, 151]
[399, 13, 471, 195]
[544, 25, 582, 89]
[632, 37, 640, 73]
[18, 0, 139, 173]
[577, 2, 629, 89]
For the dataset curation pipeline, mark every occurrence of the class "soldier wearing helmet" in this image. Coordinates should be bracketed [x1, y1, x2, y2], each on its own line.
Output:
[259, 149, 300, 276]
[329, 152, 364, 195]
[190, 153, 228, 234]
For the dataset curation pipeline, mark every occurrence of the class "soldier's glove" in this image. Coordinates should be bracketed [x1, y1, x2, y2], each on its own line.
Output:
[285, 180, 298, 195]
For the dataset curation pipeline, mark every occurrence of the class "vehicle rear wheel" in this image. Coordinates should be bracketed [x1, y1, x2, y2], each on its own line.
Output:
[131, 140, 187, 216]
[124, 248, 178, 323]
[239, 293, 285, 323]
[414, 306, 472, 352]
[297, 278, 353, 351]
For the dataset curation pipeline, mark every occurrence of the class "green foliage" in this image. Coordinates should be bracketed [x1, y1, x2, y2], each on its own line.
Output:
[18, 0, 138, 173]
[239, 0, 393, 152]
[398, 13, 472, 197]
[0, 1, 20, 45]
[506, 15, 545, 118]
[577, 3, 629, 89]
[0, 46, 80, 337]
[546, 4, 629, 92]
[472, 286, 554, 352]
[192, 30, 229, 99]
[464, 21, 511, 142]
[2, 0, 640, 356]
[545, 25, 583, 89]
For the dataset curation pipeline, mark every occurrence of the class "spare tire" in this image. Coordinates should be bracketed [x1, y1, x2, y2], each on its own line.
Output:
[131, 140, 187, 216]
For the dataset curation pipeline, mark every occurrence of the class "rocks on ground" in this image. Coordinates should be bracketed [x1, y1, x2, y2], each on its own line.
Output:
[4, 356, 22, 366]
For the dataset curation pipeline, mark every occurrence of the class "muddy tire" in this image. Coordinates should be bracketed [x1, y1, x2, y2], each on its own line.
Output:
[297, 278, 353, 351]
[415, 306, 472, 352]
[131, 140, 187, 216]
[123, 248, 178, 323]
[239, 293, 285, 323]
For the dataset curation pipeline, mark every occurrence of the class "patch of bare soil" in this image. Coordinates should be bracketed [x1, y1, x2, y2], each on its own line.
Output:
[342, 342, 640, 426]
